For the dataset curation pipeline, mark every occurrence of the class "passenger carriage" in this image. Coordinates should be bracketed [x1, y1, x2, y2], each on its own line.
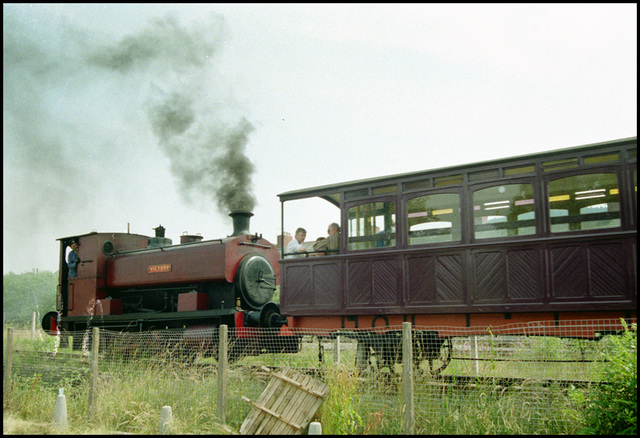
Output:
[278, 137, 637, 371]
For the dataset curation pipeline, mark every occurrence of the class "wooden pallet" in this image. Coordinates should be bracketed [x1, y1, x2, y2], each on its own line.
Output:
[239, 366, 329, 435]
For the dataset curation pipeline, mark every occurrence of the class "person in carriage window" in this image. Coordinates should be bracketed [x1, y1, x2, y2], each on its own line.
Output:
[285, 227, 308, 258]
[313, 222, 340, 254]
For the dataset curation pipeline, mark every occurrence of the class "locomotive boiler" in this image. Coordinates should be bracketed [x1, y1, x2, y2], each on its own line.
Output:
[43, 211, 297, 356]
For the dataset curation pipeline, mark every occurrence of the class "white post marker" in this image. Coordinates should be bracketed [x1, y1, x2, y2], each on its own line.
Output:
[52, 388, 68, 429]
[159, 405, 173, 434]
[309, 421, 322, 435]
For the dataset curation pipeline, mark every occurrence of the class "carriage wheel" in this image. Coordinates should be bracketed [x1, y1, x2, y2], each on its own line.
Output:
[355, 335, 400, 373]
[355, 340, 374, 371]
[414, 336, 452, 375]
[355, 332, 453, 375]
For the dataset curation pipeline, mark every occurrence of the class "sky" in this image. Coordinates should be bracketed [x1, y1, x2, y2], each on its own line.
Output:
[3, 3, 637, 274]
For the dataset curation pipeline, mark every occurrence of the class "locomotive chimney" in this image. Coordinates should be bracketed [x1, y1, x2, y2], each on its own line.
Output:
[148, 224, 172, 247]
[229, 211, 253, 236]
[154, 225, 166, 238]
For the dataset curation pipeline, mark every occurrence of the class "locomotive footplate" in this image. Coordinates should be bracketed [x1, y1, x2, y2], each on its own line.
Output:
[60, 308, 238, 331]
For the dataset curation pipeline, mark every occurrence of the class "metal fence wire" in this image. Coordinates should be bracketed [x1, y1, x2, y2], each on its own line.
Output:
[3, 318, 636, 434]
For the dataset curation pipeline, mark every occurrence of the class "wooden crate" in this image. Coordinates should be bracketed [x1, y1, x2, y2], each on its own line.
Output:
[239, 366, 329, 435]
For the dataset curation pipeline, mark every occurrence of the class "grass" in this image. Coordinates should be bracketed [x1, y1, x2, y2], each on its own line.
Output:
[4, 325, 635, 434]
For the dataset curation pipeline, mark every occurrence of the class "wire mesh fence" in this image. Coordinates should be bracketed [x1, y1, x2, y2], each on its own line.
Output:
[3, 317, 636, 434]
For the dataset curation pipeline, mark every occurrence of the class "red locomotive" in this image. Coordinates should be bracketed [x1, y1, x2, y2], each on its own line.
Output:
[43, 212, 297, 356]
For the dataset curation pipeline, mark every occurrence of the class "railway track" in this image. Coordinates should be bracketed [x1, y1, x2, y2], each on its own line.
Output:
[422, 373, 605, 390]
[228, 364, 606, 390]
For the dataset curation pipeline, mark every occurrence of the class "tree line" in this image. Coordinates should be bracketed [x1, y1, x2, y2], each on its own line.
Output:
[3, 270, 58, 326]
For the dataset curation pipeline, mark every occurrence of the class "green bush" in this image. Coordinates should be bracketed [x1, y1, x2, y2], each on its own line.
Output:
[580, 321, 637, 435]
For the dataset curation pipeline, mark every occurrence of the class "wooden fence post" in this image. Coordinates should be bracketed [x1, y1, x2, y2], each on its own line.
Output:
[3, 327, 14, 400]
[87, 327, 100, 421]
[472, 335, 480, 376]
[402, 322, 415, 435]
[31, 312, 36, 340]
[334, 335, 341, 364]
[217, 325, 228, 423]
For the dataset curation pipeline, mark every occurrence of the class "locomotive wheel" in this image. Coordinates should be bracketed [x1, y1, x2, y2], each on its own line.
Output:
[228, 337, 260, 363]
[181, 326, 219, 361]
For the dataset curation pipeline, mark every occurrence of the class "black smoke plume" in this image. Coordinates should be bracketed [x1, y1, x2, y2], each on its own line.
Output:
[146, 91, 256, 212]
[87, 14, 257, 213]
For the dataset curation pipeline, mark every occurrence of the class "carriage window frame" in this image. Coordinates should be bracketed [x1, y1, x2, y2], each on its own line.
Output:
[405, 191, 462, 246]
[546, 169, 622, 234]
[472, 180, 538, 240]
[346, 198, 397, 251]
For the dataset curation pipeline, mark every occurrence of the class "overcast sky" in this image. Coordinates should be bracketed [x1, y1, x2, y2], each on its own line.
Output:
[3, 3, 637, 274]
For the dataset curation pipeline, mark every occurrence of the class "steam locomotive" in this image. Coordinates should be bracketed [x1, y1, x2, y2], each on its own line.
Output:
[42, 211, 298, 357]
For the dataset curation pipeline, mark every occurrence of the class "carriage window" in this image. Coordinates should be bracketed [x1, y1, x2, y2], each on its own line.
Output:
[548, 173, 620, 232]
[543, 157, 579, 172]
[373, 185, 397, 195]
[505, 164, 536, 176]
[584, 153, 619, 165]
[348, 201, 396, 250]
[469, 169, 499, 181]
[404, 179, 431, 191]
[434, 174, 463, 187]
[473, 184, 536, 239]
[345, 188, 368, 199]
[407, 193, 461, 244]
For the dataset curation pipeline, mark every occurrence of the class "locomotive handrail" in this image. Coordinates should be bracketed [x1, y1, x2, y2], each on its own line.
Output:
[240, 242, 272, 249]
[110, 239, 226, 256]
[258, 274, 276, 289]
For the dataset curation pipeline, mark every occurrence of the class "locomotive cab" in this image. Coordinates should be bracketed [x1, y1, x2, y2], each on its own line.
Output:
[55, 231, 150, 320]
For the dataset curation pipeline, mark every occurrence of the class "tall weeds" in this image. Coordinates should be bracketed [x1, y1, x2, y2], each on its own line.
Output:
[317, 364, 364, 434]
[571, 321, 637, 435]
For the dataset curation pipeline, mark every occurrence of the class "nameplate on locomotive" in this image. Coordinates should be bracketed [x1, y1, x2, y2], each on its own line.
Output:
[148, 264, 171, 273]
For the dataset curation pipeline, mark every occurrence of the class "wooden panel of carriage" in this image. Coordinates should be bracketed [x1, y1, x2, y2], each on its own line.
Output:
[280, 233, 636, 316]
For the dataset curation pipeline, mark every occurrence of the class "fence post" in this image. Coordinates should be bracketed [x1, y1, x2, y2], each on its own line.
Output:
[472, 335, 480, 376]
[217, 324, 228, 423]
[87, 327, 100, 421]
[402, 322, 415, 435]
[31, 312, 36, 340]
[4, 327, 14, 400]
[334, 335, 341, 364]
